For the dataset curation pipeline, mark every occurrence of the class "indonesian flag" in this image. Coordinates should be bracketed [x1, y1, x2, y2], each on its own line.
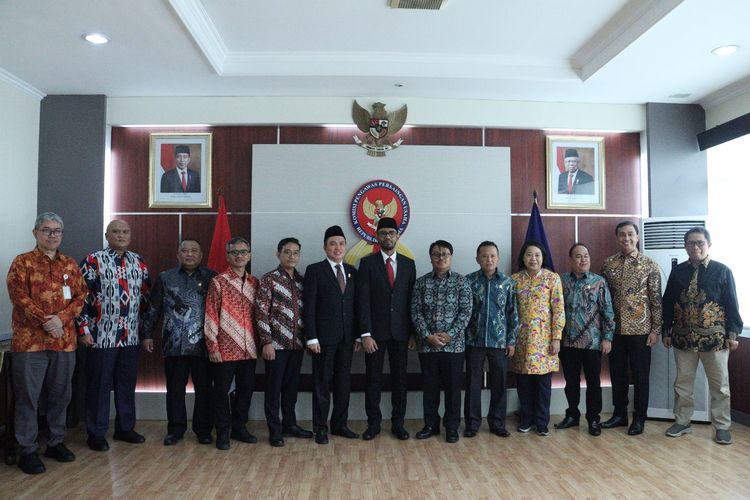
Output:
[207, 195, 232, 273]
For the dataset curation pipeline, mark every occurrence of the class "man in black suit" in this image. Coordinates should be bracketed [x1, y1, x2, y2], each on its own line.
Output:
[303, 225, 359, 444]
[558, 148, 594, 194]
[160, 145, 201, 193]
[357, 217, 416, 441]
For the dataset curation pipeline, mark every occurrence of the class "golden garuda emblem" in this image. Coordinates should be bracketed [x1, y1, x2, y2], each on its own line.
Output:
[352, 100, 408, 157]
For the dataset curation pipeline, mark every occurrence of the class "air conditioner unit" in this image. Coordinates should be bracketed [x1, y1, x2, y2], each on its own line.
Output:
[388, 0, 446, 10]
[641, 216, 710, 422]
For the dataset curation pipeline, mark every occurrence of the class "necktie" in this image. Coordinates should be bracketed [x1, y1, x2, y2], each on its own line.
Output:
[181, 171, 187, 192]
[386, 257, 395, 288]
[567, 173, 573, 193]
[336, 264, 346, 293]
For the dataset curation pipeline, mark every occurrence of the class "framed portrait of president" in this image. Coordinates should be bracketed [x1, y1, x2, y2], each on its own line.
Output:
[546, 135, 605, 210]
[149, 132, 212, 208]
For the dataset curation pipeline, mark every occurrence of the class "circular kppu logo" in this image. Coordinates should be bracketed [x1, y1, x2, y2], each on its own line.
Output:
[350, 180, 410, 244]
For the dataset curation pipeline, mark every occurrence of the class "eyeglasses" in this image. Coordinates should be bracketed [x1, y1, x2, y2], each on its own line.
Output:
[227, 250, 251, 257]
[430, 252, 451, 259]
[685, 240, 707, 248]
[37, 228, 63, 236]
[377, 230, 398, 238]
[280, 250, 300, 256]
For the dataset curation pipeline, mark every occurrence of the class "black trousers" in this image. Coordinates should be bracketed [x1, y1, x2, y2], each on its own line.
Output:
[311, 341, 353, 433]
[212, 359, 256, 434]
[85, 345, 139, 438]
[609, 334, 651, 420]
[164, 355, 212, 437]
[364, 338, 409, 429]
[419, 351, 464, 431]
[464, 346, 508, 432]
[516, 373, 552, 429]
[559, 347, 602, 422]
[264, 349, 304, 438]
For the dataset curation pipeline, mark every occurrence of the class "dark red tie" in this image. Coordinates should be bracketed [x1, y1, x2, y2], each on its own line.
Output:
[336, 264, 346, 293]
[386, 257, 395, 288]
[181, 171, 187, 192]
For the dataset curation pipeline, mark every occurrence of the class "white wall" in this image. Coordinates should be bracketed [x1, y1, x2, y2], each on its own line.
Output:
[0, 79, 41, 335]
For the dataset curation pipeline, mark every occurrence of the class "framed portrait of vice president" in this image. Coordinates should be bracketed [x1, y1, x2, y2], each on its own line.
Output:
[149, 132, 212, 208]
[546, 135, 605, 210]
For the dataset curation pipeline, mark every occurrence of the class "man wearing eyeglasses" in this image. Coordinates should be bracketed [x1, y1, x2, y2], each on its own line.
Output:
[662, 227, 743, 445]
[204, 237, 259, 450]
[256, 237, 312, 447]
[411, 240, 472, 443]
[7, 213, 87, 474]
[356, 217, 416, 441]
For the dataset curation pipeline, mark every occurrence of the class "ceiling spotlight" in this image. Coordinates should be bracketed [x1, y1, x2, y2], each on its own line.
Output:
[711, 45, 739, 56]
[83, 33, 110, 45]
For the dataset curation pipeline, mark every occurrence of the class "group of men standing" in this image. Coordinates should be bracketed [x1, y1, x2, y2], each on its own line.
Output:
[6, 212, 743, 476]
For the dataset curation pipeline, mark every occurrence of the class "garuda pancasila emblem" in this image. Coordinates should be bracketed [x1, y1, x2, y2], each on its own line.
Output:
[352, 100, 408, 157]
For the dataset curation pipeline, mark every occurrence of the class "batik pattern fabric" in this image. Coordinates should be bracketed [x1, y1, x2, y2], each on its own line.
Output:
[77, 248, 151, 348]
[204, 269, 259, 361]
[255, 266, 305, 351]
[510, 269, 565, 375]
[411, 271, 472, 354]
[560, 271, 615, 350]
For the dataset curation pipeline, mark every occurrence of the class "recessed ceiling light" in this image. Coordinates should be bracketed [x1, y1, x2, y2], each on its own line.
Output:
[83, 33, 110, 45]
[711, 45, 739, 56]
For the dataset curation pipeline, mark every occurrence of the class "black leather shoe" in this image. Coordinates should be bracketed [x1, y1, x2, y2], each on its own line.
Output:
[463, 429, 477, 438]
[362, 427, 380, 440]
[588, 421, 602, 436]
[269, 436, 285, 447]
[331, 427, 359, 439]
[554, 416, 580, 429]
[216, 433, 230, 450]
[600, 416, 628, 429]
[282, 425, 313, 439]
[416, 425, 439, 439]
[391, 425, 410, 440]
[163, 434, 183, 446]
[197, 434, 213, 445]
[230, 427, 258, 443]
[113, 430, 146, 444]
[628, 420, 645, 436]
[315, 431, 329, 444]
[491, 428, 511, 438]
[87, 436, 110, 452]
[18, 453, 45, 474]
[445, 429, 459, 443]
[44, 443, 75, 462]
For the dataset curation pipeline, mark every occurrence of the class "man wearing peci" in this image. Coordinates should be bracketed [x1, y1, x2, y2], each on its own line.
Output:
[160, 145, 201, 193]
[558, 148, 594, 195]
[357, 217, 416, 441]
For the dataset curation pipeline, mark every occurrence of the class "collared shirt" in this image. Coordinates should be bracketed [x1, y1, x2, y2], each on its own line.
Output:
[204, 268, 258, 361]
[560, 271, 615, 350]
[142, 265, 217, 357]
[77, 248, 151, 348]
[662, 257, 743, 352]
[6, 248, 87, 352]
[465, 269, 518, 349]
[411, 270, 472, 353]
[255, 266, 304, 350]
[601, 250, 663, 336]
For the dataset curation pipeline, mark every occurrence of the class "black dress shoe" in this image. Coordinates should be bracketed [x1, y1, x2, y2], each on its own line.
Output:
[463, 429, 477, 438]
[44, 443, 75, 462]
[416, 425, 439, 439]
[554, 416, 580, 429]
[197, 434, 213, 445]
[113, 430, 146, 444]
[230, 427, 258, 443]
[391, 426, 410, 440]
[600, 416, 628, 429]
[331, 427, 359, 439]
[282, 425, 313, 439]
[445, 429, 459, 443]
[87, 436, 110, 452]
[18, 453, 45, 474]
[491, 428, 511, 438]
[216, 433, 230, 450]
[362, 427, 380, 440]
[588, 421, 602, 436]
[269, 436, 285, 447]
[315, 431, 329, 444]
[163, 434, 183, 446]
[628, 420, 645, 436]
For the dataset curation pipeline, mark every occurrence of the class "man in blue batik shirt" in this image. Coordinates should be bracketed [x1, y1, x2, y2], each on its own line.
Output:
[464, 241, 518, 438]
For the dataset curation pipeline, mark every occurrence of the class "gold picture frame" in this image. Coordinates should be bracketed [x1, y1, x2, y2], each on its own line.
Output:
[149, 132, 212, 208]
[546, 135, 605, 210]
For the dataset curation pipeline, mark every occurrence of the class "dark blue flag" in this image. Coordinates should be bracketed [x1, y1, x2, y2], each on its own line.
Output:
[524, 191, 555, 271]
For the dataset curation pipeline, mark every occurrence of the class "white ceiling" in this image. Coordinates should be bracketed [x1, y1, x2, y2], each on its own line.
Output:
[1, 0, 749, 108]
